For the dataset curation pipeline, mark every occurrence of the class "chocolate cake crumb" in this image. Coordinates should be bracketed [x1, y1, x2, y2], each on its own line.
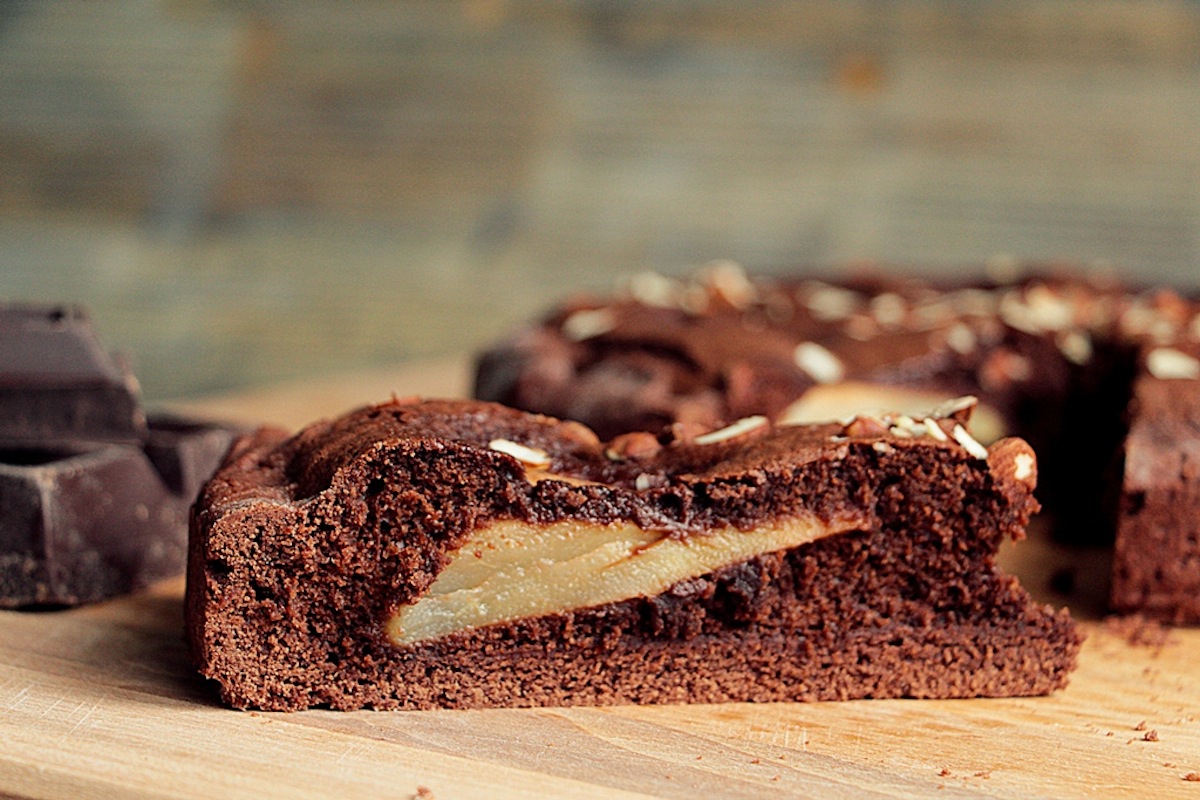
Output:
[1103, 615, 1177, 650]
[413, 787, 435, 800]
[1135, 720, 1148, 731]
[1144, 730, 1159, 742]
[1184, 772, 1200, 782]
[938, 768, 952, 777]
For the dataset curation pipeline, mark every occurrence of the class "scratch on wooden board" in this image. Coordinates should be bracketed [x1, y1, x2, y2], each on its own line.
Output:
[40, 696, 65, 719]
[334, 743, 366, 766]
[2, 685, 31, 711]
[62, 701, 100, 739]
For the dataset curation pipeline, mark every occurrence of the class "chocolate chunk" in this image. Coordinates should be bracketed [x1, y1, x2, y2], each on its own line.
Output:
[0, 305, 145, 447]
[0, 304, 237, 607]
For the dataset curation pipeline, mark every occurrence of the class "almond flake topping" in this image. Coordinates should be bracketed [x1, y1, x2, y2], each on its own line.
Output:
[945, 323, 977, 355]
[561, 308, 616, 341]
[634, 473, 656, 491]
[1023, 285, 1075, 331]
[625, 271, 681, 308]
[804, 283, 861, 321]
[1147, 347, 1200, 380]
[921, 418, 949, 442]
[930, 395, 978, 418]
[699, 261, 756, 308]
[794, 342, 846, 384]
[693, 415, 769, 445]
[951, 425, 989, 460]
[488, 439, 551, 467]
[869, 293, 907, 326]
[1056, 329, 1093, 365]
[999, 287, 1073, 334]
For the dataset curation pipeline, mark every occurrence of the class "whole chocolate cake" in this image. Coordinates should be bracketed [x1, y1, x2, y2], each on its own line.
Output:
[187, 397, 1080, 711]
[475, 263, 1200, 623]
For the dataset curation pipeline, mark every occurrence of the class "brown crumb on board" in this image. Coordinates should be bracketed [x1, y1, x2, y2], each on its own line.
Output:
[973, 771, 991, 779]
[413, 787, 435, 800]
[1184, 772, 1200, 782]
[1135, 721, 1148, 731]
[1103, 615, 1178, 649]
[1144, 730, 1160, 742]
[938, 768, 952, 777]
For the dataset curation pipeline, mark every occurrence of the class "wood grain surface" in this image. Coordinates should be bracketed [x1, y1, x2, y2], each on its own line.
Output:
[3, 360, 1200, 799]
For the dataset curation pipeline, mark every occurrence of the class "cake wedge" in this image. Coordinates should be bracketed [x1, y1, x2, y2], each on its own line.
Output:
[186, 397, 1080, 710]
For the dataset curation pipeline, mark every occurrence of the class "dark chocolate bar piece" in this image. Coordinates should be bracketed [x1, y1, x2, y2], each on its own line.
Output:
[1, 303, 238, 607]
[0, 305, 145, 447]
[0, 417, 236, 607]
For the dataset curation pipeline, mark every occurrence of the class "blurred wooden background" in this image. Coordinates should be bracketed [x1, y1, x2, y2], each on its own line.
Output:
[1, 1, 1199, 402]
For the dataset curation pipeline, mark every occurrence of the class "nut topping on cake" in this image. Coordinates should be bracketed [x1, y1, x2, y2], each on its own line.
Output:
[624, 271, 682, 308]
[802, 282, 862, 321]
[1013, 452, 1035, 482]
[605, 431, 662, 461]
[561, 308, 616, 341]
[693, 415, 769, 445]
[921, 417, 949, 442]
[698, 260, 757, 309]
[930, 395, 978, 420]
[488, 438, 551, 466]
[952, 425, 989, 460]
[1147, 347, 1200, 380]
[1056, 330, 1093, 365]
[794, 342, 846, 384]
[869, 292, 907, 327]
[945, 323, 978, 355]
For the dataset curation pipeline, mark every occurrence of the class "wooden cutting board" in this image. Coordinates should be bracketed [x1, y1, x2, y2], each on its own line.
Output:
[3, 358, 1199, 800]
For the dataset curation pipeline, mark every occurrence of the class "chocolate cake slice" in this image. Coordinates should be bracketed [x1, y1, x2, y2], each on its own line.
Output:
[1112, 343, 1200, 622]
[187, 397, 1080, 711]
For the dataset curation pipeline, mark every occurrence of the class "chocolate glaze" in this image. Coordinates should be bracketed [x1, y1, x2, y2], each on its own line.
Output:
[187, 397, 1079, 710]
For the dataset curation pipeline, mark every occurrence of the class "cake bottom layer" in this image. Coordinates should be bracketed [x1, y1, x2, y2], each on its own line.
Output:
[205, 526, 1081, 711]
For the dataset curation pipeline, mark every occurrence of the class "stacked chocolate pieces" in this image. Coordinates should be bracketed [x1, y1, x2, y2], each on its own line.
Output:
[476, 264, 1200, 623]
[0, 305, 235, 606]
[187, 397, 1080, 711]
